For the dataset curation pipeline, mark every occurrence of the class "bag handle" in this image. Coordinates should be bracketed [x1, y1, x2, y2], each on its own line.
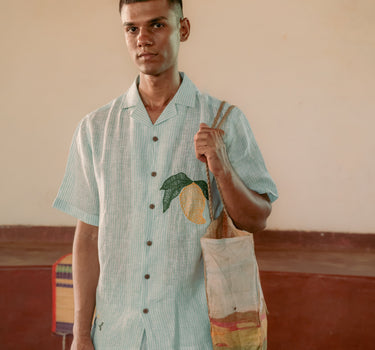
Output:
[205, 101, 236, 222]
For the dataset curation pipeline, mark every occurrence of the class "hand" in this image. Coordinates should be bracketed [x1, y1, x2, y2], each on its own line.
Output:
[71, 336, 95, 350]
[194, 123, 231, 179]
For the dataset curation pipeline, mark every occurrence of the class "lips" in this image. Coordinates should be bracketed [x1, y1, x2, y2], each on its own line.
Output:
[138, 52, 158, 59]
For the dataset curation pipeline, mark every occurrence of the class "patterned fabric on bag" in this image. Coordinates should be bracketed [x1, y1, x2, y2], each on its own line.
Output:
[201, 102, 268, 349]
[201, 211, 268, 350]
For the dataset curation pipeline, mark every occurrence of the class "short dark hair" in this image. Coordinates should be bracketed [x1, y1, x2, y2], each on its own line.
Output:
[119, 0, 183, 16]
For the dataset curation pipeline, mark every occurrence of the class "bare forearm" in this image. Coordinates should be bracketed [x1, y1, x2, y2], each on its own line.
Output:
[215, 166, 271, 233]
[72, 220, 100, 339]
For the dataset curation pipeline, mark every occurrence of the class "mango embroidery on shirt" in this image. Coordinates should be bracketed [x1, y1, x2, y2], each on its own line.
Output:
[160, 173, 209, 224]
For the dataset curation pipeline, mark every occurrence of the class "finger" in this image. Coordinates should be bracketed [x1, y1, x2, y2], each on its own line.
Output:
[199, 123, 211, 130]
[198, 154, 207, 163]
[199, 123, 225, 136]
[196, 129, 224, 140]
[194, 131, 208, 146]
[195, 146, 207, 163]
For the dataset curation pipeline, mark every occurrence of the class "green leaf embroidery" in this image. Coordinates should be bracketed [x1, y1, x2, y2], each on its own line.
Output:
[162, 188, 181, 213]
[194, 180, 209, 200]
[160, 173, 193, 212]
[160, 172, 192, 190]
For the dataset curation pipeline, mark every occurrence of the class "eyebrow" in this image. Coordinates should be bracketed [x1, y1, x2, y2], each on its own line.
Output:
[123, 16, 168, 27]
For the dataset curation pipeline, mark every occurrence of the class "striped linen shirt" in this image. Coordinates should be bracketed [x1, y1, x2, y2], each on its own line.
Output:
[53, 73, 278, 349]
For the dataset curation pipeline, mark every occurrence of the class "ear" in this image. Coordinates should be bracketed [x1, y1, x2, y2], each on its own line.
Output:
[179, 17, 190, 42]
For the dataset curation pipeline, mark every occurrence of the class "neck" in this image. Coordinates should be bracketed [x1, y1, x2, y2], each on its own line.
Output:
[138, 69, 181, 116]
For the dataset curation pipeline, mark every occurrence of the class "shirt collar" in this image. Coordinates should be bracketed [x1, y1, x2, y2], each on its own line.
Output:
[120, 72, 198, 127]
[121, 72, 197, 110]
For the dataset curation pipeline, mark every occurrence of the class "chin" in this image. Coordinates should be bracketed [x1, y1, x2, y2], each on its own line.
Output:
[140, 68, 160, 75]
[139, 66, 166, 77]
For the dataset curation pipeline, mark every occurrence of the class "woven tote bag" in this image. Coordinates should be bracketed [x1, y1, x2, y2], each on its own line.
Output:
[200, 102, 268, 350]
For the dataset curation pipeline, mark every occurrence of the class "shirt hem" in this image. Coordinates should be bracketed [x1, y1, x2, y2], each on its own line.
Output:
[52, 198, 99, 226]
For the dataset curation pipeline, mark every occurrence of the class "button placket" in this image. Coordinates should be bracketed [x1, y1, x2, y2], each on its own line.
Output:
[142, 133, 159, 317]
[151, 136, 159, 182]
[149, 133, 159, 212]
[149, 133, 159, 210]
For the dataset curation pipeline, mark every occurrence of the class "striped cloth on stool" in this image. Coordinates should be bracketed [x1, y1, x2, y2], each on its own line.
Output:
[52, 253, 74, 336]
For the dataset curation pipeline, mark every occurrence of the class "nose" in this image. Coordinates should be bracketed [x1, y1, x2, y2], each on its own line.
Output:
[137, 27, 153, 47]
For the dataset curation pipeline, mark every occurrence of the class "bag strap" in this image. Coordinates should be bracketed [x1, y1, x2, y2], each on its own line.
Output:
[206, 101, 236, 222]
[211, 102, 236, 129]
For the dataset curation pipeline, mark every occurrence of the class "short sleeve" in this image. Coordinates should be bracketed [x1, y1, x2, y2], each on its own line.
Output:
[223, 107, 278, 203]
[53, 116, 100, 226]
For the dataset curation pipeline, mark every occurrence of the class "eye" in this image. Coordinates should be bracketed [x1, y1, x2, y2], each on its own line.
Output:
[153, 22, 165, 29]
[126, 26, 138, 34]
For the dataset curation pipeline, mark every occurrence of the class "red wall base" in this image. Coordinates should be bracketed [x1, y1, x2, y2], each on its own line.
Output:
[261, 271, 375, 350]
[1, 267, 72, 350]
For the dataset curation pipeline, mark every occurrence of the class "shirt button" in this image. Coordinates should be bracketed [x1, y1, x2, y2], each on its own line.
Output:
[151, 171, 157, 177]
[147, 241, 152, 246]
[153, 136, 158, 142]
[149, 204, 155, 209]
[143, 308, 149, 314]
[144, 274, 150, 280]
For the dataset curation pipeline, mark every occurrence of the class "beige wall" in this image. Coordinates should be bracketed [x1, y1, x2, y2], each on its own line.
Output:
[1, 0, 374, 233]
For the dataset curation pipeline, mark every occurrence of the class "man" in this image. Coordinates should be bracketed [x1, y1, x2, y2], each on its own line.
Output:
[53, 0, 278, 349]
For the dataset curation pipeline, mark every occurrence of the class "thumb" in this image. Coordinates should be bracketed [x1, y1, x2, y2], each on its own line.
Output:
[199, 123, 210, 129]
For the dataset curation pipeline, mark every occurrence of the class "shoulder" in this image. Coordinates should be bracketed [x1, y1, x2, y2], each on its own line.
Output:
[85, 93, 127, 126]
[71, 92, 127, 143]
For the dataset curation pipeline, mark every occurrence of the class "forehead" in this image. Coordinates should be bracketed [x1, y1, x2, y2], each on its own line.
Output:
[121, 0, 175, 24]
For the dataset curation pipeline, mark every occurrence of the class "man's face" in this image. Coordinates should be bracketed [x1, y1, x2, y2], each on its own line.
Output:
[121, 0, 188, 77]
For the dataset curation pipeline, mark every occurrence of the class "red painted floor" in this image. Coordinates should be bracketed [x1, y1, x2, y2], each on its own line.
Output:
[1, 228, 374, 349]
